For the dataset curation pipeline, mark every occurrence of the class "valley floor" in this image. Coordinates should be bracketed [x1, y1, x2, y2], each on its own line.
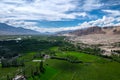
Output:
[28, 47, 120, 80]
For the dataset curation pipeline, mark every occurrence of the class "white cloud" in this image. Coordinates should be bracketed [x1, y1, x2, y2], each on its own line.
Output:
[0, 0, 120, 33]
[78, 16, 120, 27]
[0, 0, 89, 32]
[0, 0, 90, 32]
[0, 0, 87, 21]
[82, 0, 103, 11]
[102, 10, 120, 17]
[24, 16, 120, 32]
[103, 0, 120, 7]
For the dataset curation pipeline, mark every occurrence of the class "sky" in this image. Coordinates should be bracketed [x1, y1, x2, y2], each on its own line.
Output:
[0, 0, 120, 32]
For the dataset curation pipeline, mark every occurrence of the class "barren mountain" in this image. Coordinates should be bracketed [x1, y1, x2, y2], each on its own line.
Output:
[68, 26, 120, 36]
[63, 26, 120, 55]
[69, 26, 105, 36]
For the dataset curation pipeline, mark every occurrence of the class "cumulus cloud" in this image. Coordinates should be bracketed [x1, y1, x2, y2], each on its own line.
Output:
[0, 0, 89, 32]
[79, 16, 120, 27]
[24, 16, 120, 32]
[0, 0, 87, 21]
[0, 0, 120, 32]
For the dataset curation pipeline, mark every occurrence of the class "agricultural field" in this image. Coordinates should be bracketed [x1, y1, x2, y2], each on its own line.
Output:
[28, 47, 120, 80]
[0, 36, 120, 80]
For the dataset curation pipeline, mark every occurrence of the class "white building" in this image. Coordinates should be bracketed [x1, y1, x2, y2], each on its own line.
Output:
[13, 75, 26, 80]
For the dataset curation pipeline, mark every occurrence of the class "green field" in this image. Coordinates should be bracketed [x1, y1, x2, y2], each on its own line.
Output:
[28, 47, 120, 80]
[1, 50, 120, 80]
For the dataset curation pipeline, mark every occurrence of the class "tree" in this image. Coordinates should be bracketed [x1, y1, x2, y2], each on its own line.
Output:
[12, 59, 18, 67]
[31, 68, 34, 78]
[39, 61, 45, 73]
[6, 75, 10, 80]
[1, 58, 9, 68]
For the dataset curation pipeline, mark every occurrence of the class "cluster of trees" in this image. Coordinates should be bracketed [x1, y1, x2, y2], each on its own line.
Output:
[1, 58, 24, 68]
[100, 50, 120, 63]
[111, 50, 120, 54]
[58, 42, 77, 51]
[109, 53, 120, 62]
[76, 44, 120, 63]
[6, 61, 45, 80]
[59, 45, 76, 51]
[0, 38, 65, 56]
[80, 47, 102, 55]
[58, 42, 102, 56]
[51, 55, 82, 63]
[0, 47, 18, 59]
[29, 61, 45, 79]
[34, 50, 56, 59]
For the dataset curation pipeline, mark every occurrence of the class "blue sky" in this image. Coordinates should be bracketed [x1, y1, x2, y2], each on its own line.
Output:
[0, 0, 120, 32]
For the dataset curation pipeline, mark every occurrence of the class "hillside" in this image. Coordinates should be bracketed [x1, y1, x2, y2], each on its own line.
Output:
[69, 26, 105, 36]
[62, 26, 120, 55]
[68, 26, 120, 36]
[0, 23, 40, 35]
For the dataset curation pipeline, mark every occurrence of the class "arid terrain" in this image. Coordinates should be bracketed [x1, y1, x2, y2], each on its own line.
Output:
[62, 26, 120, 55]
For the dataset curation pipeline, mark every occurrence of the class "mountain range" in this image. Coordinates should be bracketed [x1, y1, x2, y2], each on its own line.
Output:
[0, 23, 120, 36]
[59, 26, 120, 36]
[0, 23, 40, 35]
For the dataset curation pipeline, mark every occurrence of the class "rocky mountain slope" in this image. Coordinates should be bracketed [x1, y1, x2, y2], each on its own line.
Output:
[69, 26, 105, 36]
[69, 26, 120, 36]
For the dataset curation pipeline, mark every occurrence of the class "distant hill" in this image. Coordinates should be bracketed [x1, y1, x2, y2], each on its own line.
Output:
[59, 26, 120, 36]
[0, 23, 40, 35]
[69, 26, 105, 36]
